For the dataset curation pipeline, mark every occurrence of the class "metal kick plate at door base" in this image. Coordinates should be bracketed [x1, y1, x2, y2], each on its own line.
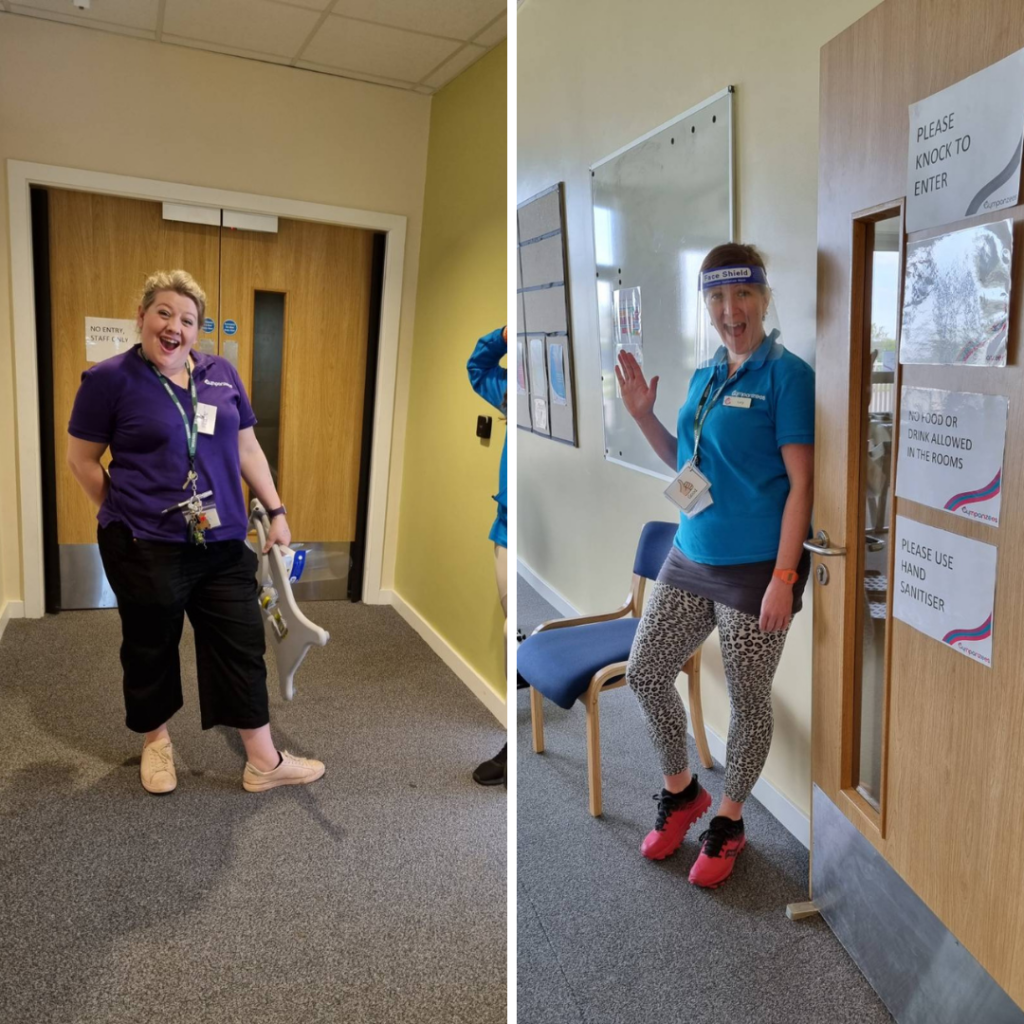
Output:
[816, 563, 829, 586]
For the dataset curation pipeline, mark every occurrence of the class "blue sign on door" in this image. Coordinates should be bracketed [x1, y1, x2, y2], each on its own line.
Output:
[203, 317, 216, 334]
[223, 319, 238, 336]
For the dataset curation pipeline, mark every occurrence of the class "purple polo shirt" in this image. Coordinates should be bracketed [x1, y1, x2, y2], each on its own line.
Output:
[69, 345, 257, 543]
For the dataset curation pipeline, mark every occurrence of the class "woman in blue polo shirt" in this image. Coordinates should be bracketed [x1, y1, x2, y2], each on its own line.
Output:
[467, 325, 508, 786]
[67, 270, 324, 796]
[615, 243, 814, 888]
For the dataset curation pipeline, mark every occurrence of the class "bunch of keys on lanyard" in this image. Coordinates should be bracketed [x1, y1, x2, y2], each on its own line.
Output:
[142, 350, 216, 547]
[183, 468, 211, 546]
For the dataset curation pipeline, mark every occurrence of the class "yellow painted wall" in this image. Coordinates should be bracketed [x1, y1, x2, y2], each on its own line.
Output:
[395, 43, 507, 699]
[518, 1, 882, 817]
[0, 15, 432, 617]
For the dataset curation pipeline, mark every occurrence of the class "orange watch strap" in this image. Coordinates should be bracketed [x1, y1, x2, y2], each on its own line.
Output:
[773, 568, 798, 585]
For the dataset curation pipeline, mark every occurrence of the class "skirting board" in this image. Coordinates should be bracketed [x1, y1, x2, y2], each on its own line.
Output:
[516, 559, 578, 619]
[385, 590, 506, 727]
[0, 599, 25, 644]
[517, 562, 810, 849]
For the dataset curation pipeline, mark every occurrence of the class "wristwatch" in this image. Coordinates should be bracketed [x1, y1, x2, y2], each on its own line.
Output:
[773, 568, 799, 585]
[267, 505, 288, 519]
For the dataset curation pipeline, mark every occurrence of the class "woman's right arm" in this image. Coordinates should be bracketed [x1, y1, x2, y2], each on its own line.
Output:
[67, 437, 110, 508]
[614, 350, 677, 469]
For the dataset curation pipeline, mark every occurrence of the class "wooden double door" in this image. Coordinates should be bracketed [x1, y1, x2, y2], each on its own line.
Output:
[42, 187, 379, 608]
[813, 1, 1024, 1019]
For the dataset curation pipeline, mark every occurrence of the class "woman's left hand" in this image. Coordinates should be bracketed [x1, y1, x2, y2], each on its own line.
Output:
[759, 578, 794, 632]
[264, 515, 291, 553]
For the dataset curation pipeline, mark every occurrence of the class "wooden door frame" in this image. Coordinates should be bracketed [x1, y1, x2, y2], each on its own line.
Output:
[7, 160, 407, 615]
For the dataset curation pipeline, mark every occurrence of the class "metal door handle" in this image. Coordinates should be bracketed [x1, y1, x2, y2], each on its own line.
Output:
[803, 530, 846, 557]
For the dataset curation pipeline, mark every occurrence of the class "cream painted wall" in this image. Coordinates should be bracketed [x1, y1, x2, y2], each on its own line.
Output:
[395, 43, 507, 698]
[517, 0, 882, 817]
[0, 14, 431, 612]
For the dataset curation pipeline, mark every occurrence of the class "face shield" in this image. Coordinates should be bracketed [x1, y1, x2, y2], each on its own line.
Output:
[695, 265, 781, 368]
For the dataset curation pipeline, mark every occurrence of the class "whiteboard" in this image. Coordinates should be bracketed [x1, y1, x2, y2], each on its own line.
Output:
[591, 88, 734, 479]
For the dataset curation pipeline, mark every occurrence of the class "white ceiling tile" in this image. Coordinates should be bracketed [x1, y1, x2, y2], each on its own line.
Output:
[294, 60, 417, 90]
[303, 16, 460, 82]
[473, 13, 505, 47]
[163, 0, 320, 58]
[7, 3, 155, 36]
[162, 34, 292, 65]
[8, 0, 159, 31]
[422, 43, 486, 89]
[331, 0, 505, 42]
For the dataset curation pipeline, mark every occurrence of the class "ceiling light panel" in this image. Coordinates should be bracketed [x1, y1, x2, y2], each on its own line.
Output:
[331, 0, 505, 42]
[423, 43, 486, 89]
[163, 0, 320, 58]
[303, 16, 461, 81]
[10, 0, 158, 30]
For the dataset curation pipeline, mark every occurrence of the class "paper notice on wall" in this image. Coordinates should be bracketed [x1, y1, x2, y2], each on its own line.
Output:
[896, 387, 1008, 527]
[549, 343, 567, 405]
[893, 515, 997, 668]
[528, 336, 547, 393]
[532, 396, 549, 433]
[516, 339, 528, 394]
[614, 286, 642, 348]
[900, 219, 1011, 366]
[85, 318, 136, 363]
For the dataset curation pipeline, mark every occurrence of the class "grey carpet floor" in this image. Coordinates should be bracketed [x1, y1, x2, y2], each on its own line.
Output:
[515, 577, 893, 1024]
[0, 601, 506, 1024]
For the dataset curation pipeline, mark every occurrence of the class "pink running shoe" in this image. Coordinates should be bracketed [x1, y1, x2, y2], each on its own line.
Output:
[640, 779, 712, 860]
[688, 815, 747, 888]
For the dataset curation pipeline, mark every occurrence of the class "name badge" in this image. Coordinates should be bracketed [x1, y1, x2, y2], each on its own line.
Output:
[665, 460, 712, 514]
[723, 395, 752, 408]
[195, 402, 218, 435]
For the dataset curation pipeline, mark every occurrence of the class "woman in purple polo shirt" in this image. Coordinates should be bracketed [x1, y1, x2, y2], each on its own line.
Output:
[614, 243, 814, 888]
[67, 269, 324, 796]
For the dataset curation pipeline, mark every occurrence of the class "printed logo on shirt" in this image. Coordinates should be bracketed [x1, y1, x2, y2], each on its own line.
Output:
[204, 380, 234, 389]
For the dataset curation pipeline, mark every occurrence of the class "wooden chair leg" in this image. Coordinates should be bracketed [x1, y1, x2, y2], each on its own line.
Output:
[530, 686, 545, 754]
[686, 648, 714, 769]
[584, 694, 603, 817]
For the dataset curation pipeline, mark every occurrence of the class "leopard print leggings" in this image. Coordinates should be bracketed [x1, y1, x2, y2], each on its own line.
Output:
[626, 581, 790, 804]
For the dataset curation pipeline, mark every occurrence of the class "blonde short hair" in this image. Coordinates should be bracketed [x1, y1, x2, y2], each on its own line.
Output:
[139, 270, 207, 324]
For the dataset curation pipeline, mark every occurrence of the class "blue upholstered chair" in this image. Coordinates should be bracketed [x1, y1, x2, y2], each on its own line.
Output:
[518, 521, 712, 816]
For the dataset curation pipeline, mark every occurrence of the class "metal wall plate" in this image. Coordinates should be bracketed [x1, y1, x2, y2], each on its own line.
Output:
[812, 785, 1024, 1024]
[59, 544, 117, 609]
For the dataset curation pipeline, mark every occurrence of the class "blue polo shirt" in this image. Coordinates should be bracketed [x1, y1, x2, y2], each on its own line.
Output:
[674, 332, 814, 565]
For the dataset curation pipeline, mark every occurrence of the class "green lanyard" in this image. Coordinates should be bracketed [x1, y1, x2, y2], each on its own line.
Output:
[691, 370, 736, 467]
[139, 350, 199, 476]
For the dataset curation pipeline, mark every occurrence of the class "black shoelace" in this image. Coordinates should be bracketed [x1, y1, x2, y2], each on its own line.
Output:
[698, 817, 744, 857]
[652, 790, 691, 832]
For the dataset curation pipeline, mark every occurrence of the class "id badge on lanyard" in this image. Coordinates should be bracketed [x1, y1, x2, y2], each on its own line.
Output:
[142, 352, 217, 545]
[664, 374, 728, 518]
[664, 460, 713, 517]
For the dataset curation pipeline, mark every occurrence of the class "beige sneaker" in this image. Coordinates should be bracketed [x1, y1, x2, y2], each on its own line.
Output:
[140, 737, 176, 794]
[242, 750, 325, 792]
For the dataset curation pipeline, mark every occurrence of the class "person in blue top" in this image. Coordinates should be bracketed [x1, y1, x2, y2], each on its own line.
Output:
[466, 326, 508, 786]
[615, 243, 814, 888]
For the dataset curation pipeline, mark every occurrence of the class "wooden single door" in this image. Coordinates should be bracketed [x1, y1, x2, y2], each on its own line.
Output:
[814, 1, 1024, 1015]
